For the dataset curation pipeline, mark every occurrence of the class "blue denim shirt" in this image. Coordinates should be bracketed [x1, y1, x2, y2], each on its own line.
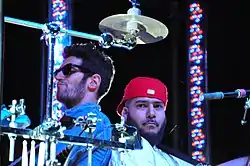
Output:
[56, 103, 112, 166]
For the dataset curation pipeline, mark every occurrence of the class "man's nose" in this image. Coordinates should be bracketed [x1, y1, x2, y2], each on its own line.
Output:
[147, 104, 156, 118]
[55, 70, 64, 80]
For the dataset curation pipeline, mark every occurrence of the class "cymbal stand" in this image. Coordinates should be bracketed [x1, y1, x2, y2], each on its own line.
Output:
[40, 22, 60, 121]
[4, 17, 137, 50]
[40, 22, 62, 165]
[126, 0, 141, 34]
[241, 96, 250, 125]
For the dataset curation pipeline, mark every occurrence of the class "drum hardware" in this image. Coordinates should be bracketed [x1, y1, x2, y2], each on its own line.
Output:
[21, 140, 36, 166]
[74, 112, 101, 134]
[9, 99, 17, 128]
[31, 113, 102, 165]
[4, 0, 168, 50]
[4, 17, 135, 51]
[22, 140, 28, 166]
[99, 0, 169, 45]
[241, 97, 250, 125]
[84, 113, 101, 166]
[41, 21, 67, 165]
[16, 99, 26, 116]
[66, 112, 100, 166]
[0, 99, 29, 162]
[111, 119, 141, 150]
[1, 99, 30, 128]
[1, 109, 140, 166]
[30, 140, 36, 166]
[17, 117, 66, 165]
[1, 104, 10, 120]
[1, 124, 139, 166]
[38, 142, 46, 166]
[31, 118, 66, 139]
[56, 113, 101, 165]
[1, 0, 162, 165]
[8, 132, 17, 162]
[111, 116, 142, 165]
[117, 117, 127, 166]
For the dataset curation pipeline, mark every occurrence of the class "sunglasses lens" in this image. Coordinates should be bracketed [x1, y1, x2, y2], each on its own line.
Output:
[54, 65, 71, 76]
[54, 64, 86, 76]
[62, 65, 72, 75]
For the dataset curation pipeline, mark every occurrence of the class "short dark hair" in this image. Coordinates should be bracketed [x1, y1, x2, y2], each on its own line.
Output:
[63, 42, 115, 99]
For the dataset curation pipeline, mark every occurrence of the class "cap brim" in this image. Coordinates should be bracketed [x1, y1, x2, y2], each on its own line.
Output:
[116, 100, 125, 117]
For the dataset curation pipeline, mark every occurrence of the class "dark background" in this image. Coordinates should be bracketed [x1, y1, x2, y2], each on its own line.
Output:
[1, 0, 250, 165]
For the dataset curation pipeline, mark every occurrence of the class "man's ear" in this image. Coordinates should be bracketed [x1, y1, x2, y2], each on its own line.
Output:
[87, 74, 101, 92]
[121, 107, 128, 121]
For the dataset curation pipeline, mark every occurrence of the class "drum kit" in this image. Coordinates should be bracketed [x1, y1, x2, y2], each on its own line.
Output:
[0, 0, 169, 165]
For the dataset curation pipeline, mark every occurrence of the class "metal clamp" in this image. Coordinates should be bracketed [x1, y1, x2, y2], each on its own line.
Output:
[241, 97, 250, 125]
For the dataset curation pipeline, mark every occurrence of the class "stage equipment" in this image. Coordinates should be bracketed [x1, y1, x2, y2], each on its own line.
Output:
[200, 89, 250, 100]
[200, 89, 250, 125]
[1, 0, 165, 165]
[1, 101, 142, 165]
[188, 2, 208, 163]
[0, 0, 3, 108]
[99, 0, 168, 45]
[0, 0, 3, 141]
[0, 99, 30, 162]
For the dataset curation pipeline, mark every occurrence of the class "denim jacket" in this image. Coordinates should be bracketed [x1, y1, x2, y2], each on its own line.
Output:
[56, 103, 112, 166]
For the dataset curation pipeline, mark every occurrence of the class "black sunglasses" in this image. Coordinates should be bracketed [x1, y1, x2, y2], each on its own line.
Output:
[54, 63, 91, 76]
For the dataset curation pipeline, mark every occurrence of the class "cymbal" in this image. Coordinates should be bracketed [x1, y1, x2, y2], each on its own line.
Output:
[99, 14, 168, 44]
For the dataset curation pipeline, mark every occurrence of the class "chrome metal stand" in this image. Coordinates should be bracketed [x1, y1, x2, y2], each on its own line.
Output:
[241, 97, 250, 125]
[0, 0, 4, 131]
[4, 17, 137, 50]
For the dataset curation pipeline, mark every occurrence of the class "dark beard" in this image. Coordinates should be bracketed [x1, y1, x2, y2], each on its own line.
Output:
[57, 78, 87, 108]
[126, 113, 167, 146]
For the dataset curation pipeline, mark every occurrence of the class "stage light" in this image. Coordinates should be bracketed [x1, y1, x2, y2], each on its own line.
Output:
[188, 2, 207, 163]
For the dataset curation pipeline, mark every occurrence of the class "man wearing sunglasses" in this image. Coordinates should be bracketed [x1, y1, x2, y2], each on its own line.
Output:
[54, 42, 115, 165]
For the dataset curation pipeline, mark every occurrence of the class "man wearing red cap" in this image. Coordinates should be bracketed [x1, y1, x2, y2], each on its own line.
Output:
[109, 77, 202, 166]
[116, 76, 168, 147]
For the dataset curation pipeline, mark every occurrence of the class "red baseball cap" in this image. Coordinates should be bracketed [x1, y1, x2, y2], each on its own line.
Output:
[116, 77, 168, 116]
